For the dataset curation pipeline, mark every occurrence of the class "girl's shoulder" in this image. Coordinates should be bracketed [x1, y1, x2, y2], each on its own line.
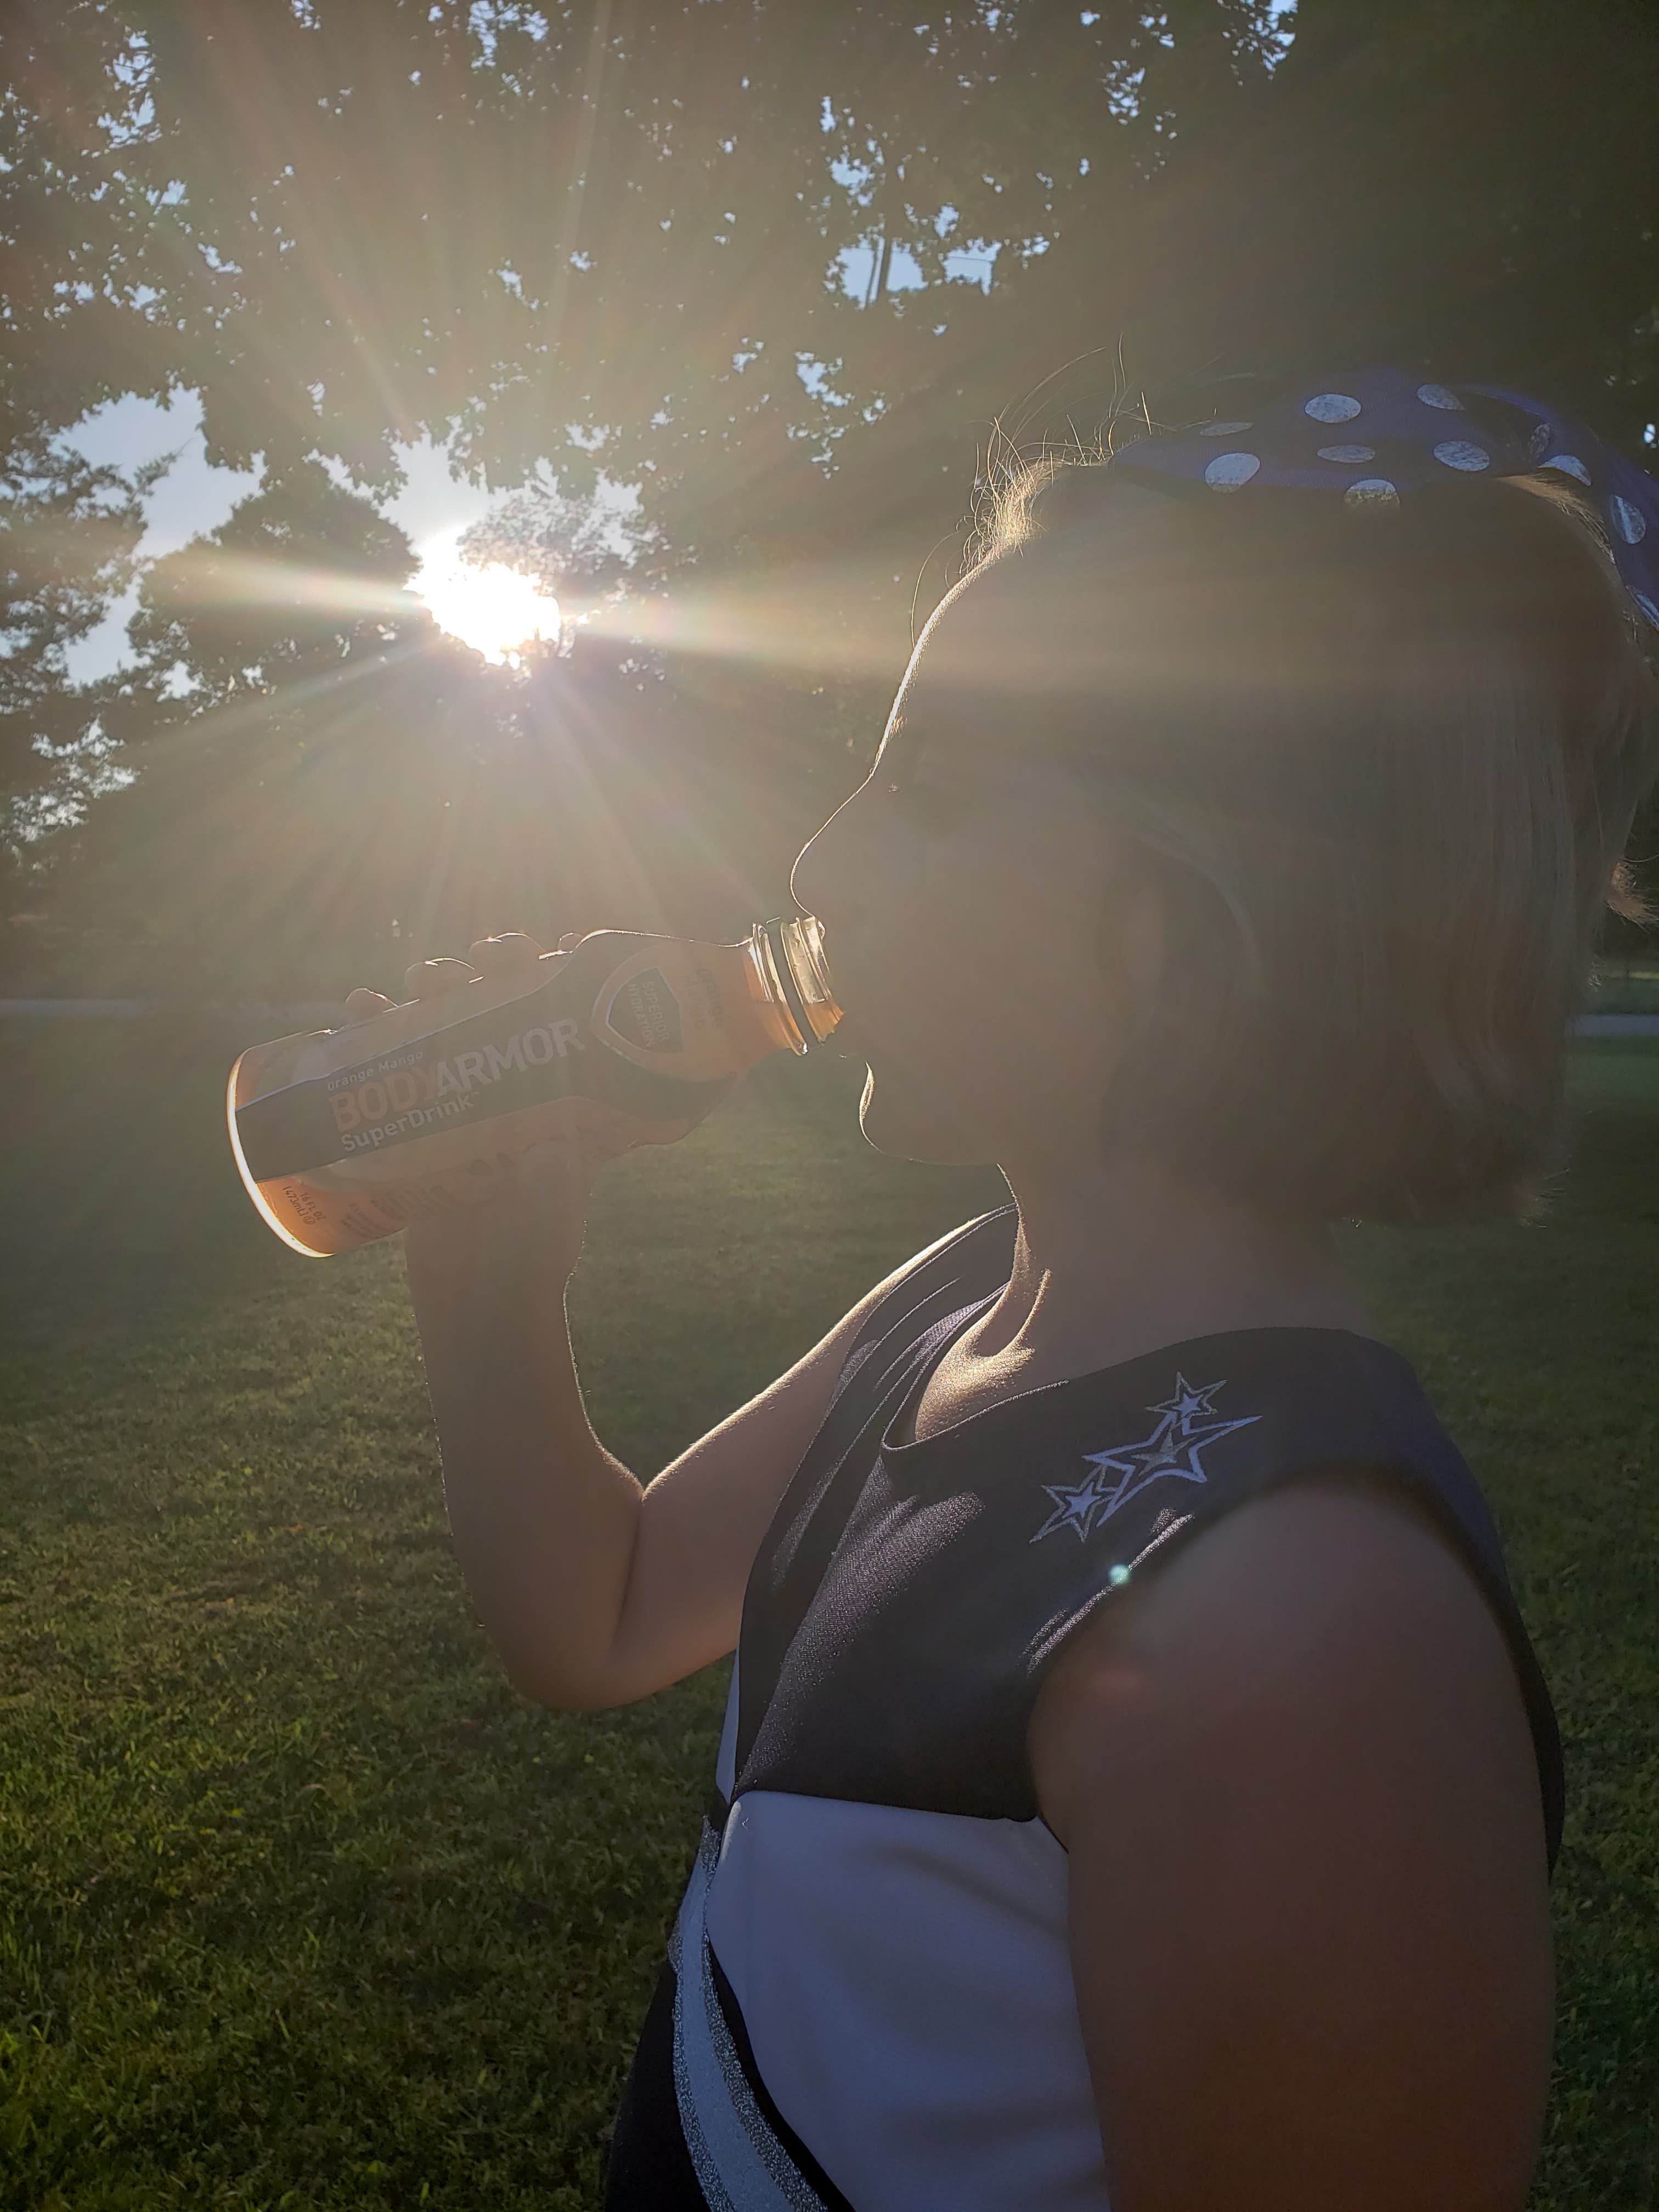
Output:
[739, 1310, 1565, 1872]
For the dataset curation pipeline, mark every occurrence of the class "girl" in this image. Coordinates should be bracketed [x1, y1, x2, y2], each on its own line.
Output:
[348, 368, 1659, 2209]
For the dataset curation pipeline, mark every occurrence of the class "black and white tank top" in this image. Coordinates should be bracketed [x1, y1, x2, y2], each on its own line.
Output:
[603, 1206, 1564, 2212]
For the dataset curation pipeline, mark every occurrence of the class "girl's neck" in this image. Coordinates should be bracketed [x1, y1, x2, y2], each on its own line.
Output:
[995, 1153, 1374, 1367]
[911, 1153, 1374, 1443]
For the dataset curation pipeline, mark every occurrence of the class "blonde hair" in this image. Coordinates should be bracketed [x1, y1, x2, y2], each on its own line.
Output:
[969, 459, 1659, 1221]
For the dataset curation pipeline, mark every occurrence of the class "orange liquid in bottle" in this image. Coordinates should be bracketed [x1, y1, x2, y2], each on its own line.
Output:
[227, 917, 842, 1255]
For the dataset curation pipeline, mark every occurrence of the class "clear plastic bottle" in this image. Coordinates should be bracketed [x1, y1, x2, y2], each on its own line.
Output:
[227, 917, 843, 1256]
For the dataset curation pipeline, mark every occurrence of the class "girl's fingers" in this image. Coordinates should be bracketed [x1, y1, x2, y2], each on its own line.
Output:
[469, 932, 550, 978]
[343, 986, 396, 1023]
[404, 955, 481, 1000]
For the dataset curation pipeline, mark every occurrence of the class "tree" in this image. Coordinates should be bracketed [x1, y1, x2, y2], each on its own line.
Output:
[0, 433, 159, 909]
[47, 455, 847, 994]
[10, 2, 1656, 535]
[47, 466, 482, 994]
[7, 0, 1659, 970]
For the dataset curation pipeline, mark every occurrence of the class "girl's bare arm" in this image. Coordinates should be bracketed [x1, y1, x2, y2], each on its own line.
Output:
[1028, 1476, 1554, 2212]
[368, 934, 947, 1712]
[409, 1210, 890, 1710]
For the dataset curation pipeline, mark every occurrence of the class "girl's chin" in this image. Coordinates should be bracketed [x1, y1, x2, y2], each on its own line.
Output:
[855, 1060, 992, 1168]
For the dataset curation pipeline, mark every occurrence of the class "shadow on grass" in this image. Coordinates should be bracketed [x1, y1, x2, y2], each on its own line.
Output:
[0, 1021, 898, 1348]
[1, 1019, 287, 1341]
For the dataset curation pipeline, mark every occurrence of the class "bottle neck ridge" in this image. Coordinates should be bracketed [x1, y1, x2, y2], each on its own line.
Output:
[744, 915, 843, 1054]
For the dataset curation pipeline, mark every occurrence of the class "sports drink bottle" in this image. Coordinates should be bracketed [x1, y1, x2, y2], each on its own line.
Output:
[227, 917, 842, 1256]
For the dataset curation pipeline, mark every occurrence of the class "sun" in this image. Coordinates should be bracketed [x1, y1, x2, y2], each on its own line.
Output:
[413, 529, 562, 663]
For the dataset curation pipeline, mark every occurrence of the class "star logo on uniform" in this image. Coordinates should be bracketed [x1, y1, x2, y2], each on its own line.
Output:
[1031, 1374, 1260, 1544]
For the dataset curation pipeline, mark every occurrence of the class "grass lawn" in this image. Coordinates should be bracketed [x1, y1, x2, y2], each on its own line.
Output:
[2, 1023, 1656, 2209]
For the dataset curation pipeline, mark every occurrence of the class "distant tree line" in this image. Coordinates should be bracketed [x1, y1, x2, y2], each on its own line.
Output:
[4, 0, 1658, 992]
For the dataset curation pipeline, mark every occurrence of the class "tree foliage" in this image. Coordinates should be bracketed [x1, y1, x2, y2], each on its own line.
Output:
[5, 0, 1659, 981]
[0, 433, 157, 885]
[11, 1, 1656, 526]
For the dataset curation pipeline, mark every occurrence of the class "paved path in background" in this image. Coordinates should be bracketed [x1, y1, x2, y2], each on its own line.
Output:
[0, 999, 348, 1024]
[15, 1003, 1659, 1032]
[5, 1003, 1659, 1035]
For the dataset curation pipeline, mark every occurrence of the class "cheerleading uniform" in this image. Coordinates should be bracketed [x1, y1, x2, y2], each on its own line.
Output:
[603, 1206, 1563, 2211]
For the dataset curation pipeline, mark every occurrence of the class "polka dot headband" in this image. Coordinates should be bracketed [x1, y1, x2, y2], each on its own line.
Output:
[1108, 364, 1659, 633]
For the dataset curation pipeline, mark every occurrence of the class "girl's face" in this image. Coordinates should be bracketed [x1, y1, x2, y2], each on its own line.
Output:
[790, 560, 1163, 1173]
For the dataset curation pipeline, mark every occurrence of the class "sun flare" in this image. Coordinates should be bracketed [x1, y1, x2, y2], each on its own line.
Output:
[413, 531, 561, 663]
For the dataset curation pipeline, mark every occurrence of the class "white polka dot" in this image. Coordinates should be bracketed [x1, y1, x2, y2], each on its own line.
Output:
[1305, 392, 1361, 424]
[1543, 453, 1590, 485]
[1528, 421, 1553, 462]
[1417, 382, 1463, 410]
[1317, 443, 1375, 464]
[1633, 590, 1659, 630]
[1344, 477, 1400, 510]
[1198, 419, 1252, 436]
[1610, 494, 1647, 544]
[1204, 452, 1261, 491]
[1434, 439, 1491, 472]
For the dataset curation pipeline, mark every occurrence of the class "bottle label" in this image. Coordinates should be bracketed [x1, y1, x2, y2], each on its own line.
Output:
[588, 945, 754, 1081]
[234, 981, 591, 1183]
[602, 966, 684, 1054]
[233, 934, 763, 1186]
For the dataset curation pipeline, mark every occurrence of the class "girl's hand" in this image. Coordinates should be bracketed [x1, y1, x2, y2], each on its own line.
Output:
[340, 927, 567, 1027]
[342, 932, 608, 1308]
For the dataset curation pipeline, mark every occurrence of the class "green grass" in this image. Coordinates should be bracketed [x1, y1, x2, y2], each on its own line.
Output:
[1, 1025, 1657, 2208]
